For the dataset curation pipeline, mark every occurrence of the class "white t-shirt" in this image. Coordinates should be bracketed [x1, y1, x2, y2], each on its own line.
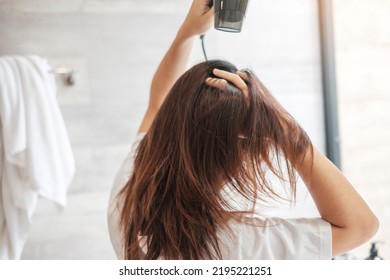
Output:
[107, 133, 332, 260]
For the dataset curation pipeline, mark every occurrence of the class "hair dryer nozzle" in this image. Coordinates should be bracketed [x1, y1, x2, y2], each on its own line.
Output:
[213, 0, 249, 33]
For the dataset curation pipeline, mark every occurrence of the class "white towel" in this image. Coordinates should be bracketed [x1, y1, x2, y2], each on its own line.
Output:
[0, 55, 75, 259]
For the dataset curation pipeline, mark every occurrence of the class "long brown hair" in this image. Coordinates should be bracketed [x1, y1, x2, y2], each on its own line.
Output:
[118, 60, 312, 259]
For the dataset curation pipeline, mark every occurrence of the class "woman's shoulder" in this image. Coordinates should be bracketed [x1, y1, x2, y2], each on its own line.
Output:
[107, 132, 147, 259]
[109, 132, 147, 198]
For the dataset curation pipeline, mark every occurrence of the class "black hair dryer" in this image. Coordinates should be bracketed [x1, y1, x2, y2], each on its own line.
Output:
[209, 0, 249, 33]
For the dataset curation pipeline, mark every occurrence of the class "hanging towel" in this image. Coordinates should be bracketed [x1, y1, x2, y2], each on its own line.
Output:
[0, 55, 75, 259]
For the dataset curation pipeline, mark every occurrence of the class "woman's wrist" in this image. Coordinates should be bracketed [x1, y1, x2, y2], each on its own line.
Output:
[177, 25, 196, 42]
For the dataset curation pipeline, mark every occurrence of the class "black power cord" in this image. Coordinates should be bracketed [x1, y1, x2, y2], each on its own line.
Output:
[200, 34, 208, 61]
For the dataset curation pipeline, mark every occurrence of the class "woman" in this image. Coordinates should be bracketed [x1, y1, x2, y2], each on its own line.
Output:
[107, 0, 378, 260]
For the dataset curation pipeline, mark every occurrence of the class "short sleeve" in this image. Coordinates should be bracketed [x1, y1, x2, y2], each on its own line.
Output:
[222, 217, 332, 260]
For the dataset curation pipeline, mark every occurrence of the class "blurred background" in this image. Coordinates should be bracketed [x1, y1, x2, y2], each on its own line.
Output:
[0, 0, 388, 259]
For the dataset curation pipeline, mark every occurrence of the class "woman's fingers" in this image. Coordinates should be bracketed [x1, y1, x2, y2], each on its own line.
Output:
[236, 70, 250, 82]
[205, 77, 228, 91]
[213, 69, 246, 89]
[211, 69, 249, 98]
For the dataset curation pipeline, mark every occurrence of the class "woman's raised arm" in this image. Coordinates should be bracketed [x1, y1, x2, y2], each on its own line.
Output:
[297, 147, 379, 257]
[138, 0, 214, 133]
[210, 68, 379, 258]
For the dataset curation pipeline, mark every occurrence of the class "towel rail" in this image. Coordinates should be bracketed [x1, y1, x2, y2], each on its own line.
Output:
[49, 68, 76, 86]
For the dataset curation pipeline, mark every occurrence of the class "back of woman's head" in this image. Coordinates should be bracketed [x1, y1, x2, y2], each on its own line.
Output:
[119, 60, 312, 259]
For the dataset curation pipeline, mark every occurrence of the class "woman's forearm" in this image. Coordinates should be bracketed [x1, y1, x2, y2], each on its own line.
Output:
[138, 1, 213, 133]
[148, 0, 213, 112]
[149, 31, 195, 111]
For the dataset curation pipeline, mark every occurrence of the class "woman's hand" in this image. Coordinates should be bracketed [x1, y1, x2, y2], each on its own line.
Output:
[178, 0, 214, 39]
[206, 69, 250, 98]
[206, 69, 250, 107]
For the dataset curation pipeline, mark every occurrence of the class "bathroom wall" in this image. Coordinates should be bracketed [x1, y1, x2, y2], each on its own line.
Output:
[0, 0, 325, 259]
[333, 0, 390, 259]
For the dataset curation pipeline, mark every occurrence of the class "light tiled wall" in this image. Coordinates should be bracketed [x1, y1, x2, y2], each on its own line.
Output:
[333, 0, 390, 259]
[0, 0, 325, 259]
